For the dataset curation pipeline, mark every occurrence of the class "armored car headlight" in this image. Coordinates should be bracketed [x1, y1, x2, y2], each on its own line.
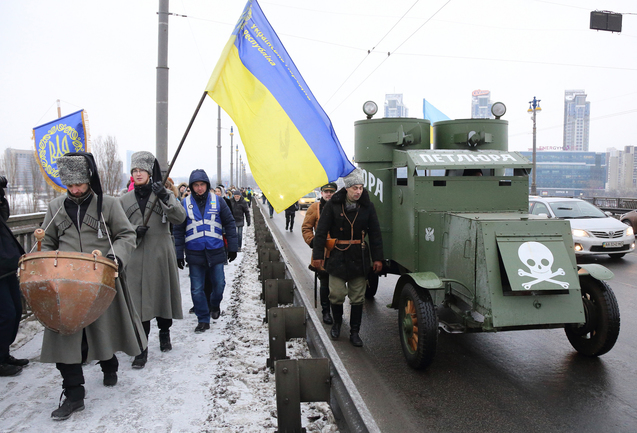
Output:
[626, 226, 634, 236]
[491, 102, 506, 119]
[363, 101, 378, 119]
[572, 229, 589, 238]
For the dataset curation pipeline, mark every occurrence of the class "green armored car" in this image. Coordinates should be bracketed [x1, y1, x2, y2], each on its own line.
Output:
[356, 102, 620, 369]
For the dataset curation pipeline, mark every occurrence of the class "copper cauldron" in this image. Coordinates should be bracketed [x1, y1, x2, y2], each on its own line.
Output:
[18, 250, 118, 335]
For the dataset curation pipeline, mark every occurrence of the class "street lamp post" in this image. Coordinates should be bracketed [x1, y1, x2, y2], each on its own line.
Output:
[216, 105, 222, 186]
[230, 126, 234, 187]
[528, 96, 541, 195]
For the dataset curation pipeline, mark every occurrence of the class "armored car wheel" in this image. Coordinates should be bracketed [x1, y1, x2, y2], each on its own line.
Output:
[365, 272, 379, 299]
[565, 276, 620, 357]
[398, 283, 438, 369]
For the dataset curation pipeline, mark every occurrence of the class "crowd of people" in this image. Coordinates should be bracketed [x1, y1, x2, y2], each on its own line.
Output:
[1, 152, 384, 422]
[0, 151, 258, 421]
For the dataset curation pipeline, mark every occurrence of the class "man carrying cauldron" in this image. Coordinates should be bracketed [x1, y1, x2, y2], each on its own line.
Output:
[119, 151, 186, 368]
[39, 152, 147, 420]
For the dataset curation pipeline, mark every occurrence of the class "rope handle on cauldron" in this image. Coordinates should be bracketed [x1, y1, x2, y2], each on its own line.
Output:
[100, 212, 119, 271]
[29, 205, 64, 253]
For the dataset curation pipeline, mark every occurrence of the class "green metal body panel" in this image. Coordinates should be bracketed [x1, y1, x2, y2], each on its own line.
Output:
[577, 263, 614, 280]
[355, 118, 430, 258]
[447, 215, 584, 328]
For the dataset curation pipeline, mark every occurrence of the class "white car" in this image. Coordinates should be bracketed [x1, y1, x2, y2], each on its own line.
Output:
[529, 197, 635, 258]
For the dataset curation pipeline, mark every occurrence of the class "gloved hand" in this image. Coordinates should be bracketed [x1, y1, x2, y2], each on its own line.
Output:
[177, 258, 185, 270]
[106, 254, 124, 272]
[373, 260, 383, 273]
[152, 181, 170, 203]
[228, 251, 237, 262]
[312, 259, 325, 271]
[136, 225, 149, 239]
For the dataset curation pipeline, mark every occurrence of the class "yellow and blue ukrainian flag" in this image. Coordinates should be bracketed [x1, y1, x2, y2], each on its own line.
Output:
[205, 0, 354, 213]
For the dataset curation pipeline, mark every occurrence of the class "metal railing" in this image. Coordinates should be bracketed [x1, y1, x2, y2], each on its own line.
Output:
[7, 212, 46, 253]
[7, 212, 45, 319]
[580, 197, 637, 215]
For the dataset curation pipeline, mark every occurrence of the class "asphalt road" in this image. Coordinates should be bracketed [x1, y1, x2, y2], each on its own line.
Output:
[264, 204, 637, 433]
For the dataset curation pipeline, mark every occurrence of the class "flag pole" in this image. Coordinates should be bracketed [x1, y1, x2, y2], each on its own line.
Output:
[143, 91, 208, 226]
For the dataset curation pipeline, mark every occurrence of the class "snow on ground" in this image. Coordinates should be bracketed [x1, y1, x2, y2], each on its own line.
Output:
[0, 222, 338, 432]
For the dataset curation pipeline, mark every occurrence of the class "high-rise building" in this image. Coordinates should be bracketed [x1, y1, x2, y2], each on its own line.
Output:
[563, 90, 590, 151]
[2, 148, 39, 192]
[471, 90, 494, 119]
[606, 146, 637, 191]
[384, 94, 409, 118]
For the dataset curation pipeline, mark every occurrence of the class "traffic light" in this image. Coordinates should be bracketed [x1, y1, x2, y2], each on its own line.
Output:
[590, 11, 622, 33]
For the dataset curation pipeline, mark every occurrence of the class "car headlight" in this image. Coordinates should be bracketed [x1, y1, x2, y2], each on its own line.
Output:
[627, 226, 634, 237]
[572, 229, 589, 238]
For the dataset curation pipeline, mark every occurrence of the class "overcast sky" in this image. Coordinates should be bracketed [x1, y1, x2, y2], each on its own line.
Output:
[1, 0, 635, 181]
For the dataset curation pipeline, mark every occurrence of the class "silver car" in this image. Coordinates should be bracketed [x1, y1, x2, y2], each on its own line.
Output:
[529, 197, 635, 258]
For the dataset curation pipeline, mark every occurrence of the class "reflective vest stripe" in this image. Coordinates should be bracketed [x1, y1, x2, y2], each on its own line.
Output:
[183, 195, 224, 246]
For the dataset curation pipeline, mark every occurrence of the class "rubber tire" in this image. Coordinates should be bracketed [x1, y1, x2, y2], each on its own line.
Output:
[609, 253, 626, 259]
[565, 276, 620, 357]
[365, 272, 379, 299]
[398, 283, 438, 369]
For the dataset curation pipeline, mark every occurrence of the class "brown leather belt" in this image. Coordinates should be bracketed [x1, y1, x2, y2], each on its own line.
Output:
[335, 240, 362, 245]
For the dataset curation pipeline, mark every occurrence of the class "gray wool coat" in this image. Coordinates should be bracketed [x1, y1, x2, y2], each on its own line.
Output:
[119, 189, 186, 322]
[39, 193, 147, 364]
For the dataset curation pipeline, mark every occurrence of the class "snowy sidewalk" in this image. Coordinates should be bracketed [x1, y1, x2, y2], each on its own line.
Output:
[0, 223, 337, 432]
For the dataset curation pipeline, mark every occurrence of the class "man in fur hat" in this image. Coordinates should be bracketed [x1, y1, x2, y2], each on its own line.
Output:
[40, 152, 146, 420]
[312, 169, 383, 347]
[119, 151, 186, 368]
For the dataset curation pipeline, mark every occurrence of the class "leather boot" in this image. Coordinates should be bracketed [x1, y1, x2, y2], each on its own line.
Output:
[51, 386, 85, 420]
[330, 303, 343, 340]
[320, 285, 333, 324]
[349, 304, 364, 347]
[132, 348, 148, 369]
[159, 330, 172, 352]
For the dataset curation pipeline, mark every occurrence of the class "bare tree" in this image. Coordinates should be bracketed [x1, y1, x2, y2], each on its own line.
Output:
[92, 135, 123, 196]
[0, 151, 19, 214]
[26, 155, 44, 213]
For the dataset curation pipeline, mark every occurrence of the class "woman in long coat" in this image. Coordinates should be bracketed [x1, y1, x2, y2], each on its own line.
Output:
[119, 151, 186, 368]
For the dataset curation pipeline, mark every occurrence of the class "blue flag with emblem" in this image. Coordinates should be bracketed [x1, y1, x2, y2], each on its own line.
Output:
[33, 109, 89, 192]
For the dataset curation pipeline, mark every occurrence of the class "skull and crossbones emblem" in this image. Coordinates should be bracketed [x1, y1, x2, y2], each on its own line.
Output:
[517, 242, 569, 290]
[425, 227, 435, 242]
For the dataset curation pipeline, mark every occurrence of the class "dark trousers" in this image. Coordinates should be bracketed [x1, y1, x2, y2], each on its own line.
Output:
[318, 272, 330, 313]
[142, 317, 173, 338]
[56, 331, 118, 401]
[0, 274, 22, 363]
[285, 213, 295, 230]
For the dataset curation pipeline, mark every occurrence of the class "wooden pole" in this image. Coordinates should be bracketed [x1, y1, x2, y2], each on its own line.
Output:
[143, 91, 208, 226]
